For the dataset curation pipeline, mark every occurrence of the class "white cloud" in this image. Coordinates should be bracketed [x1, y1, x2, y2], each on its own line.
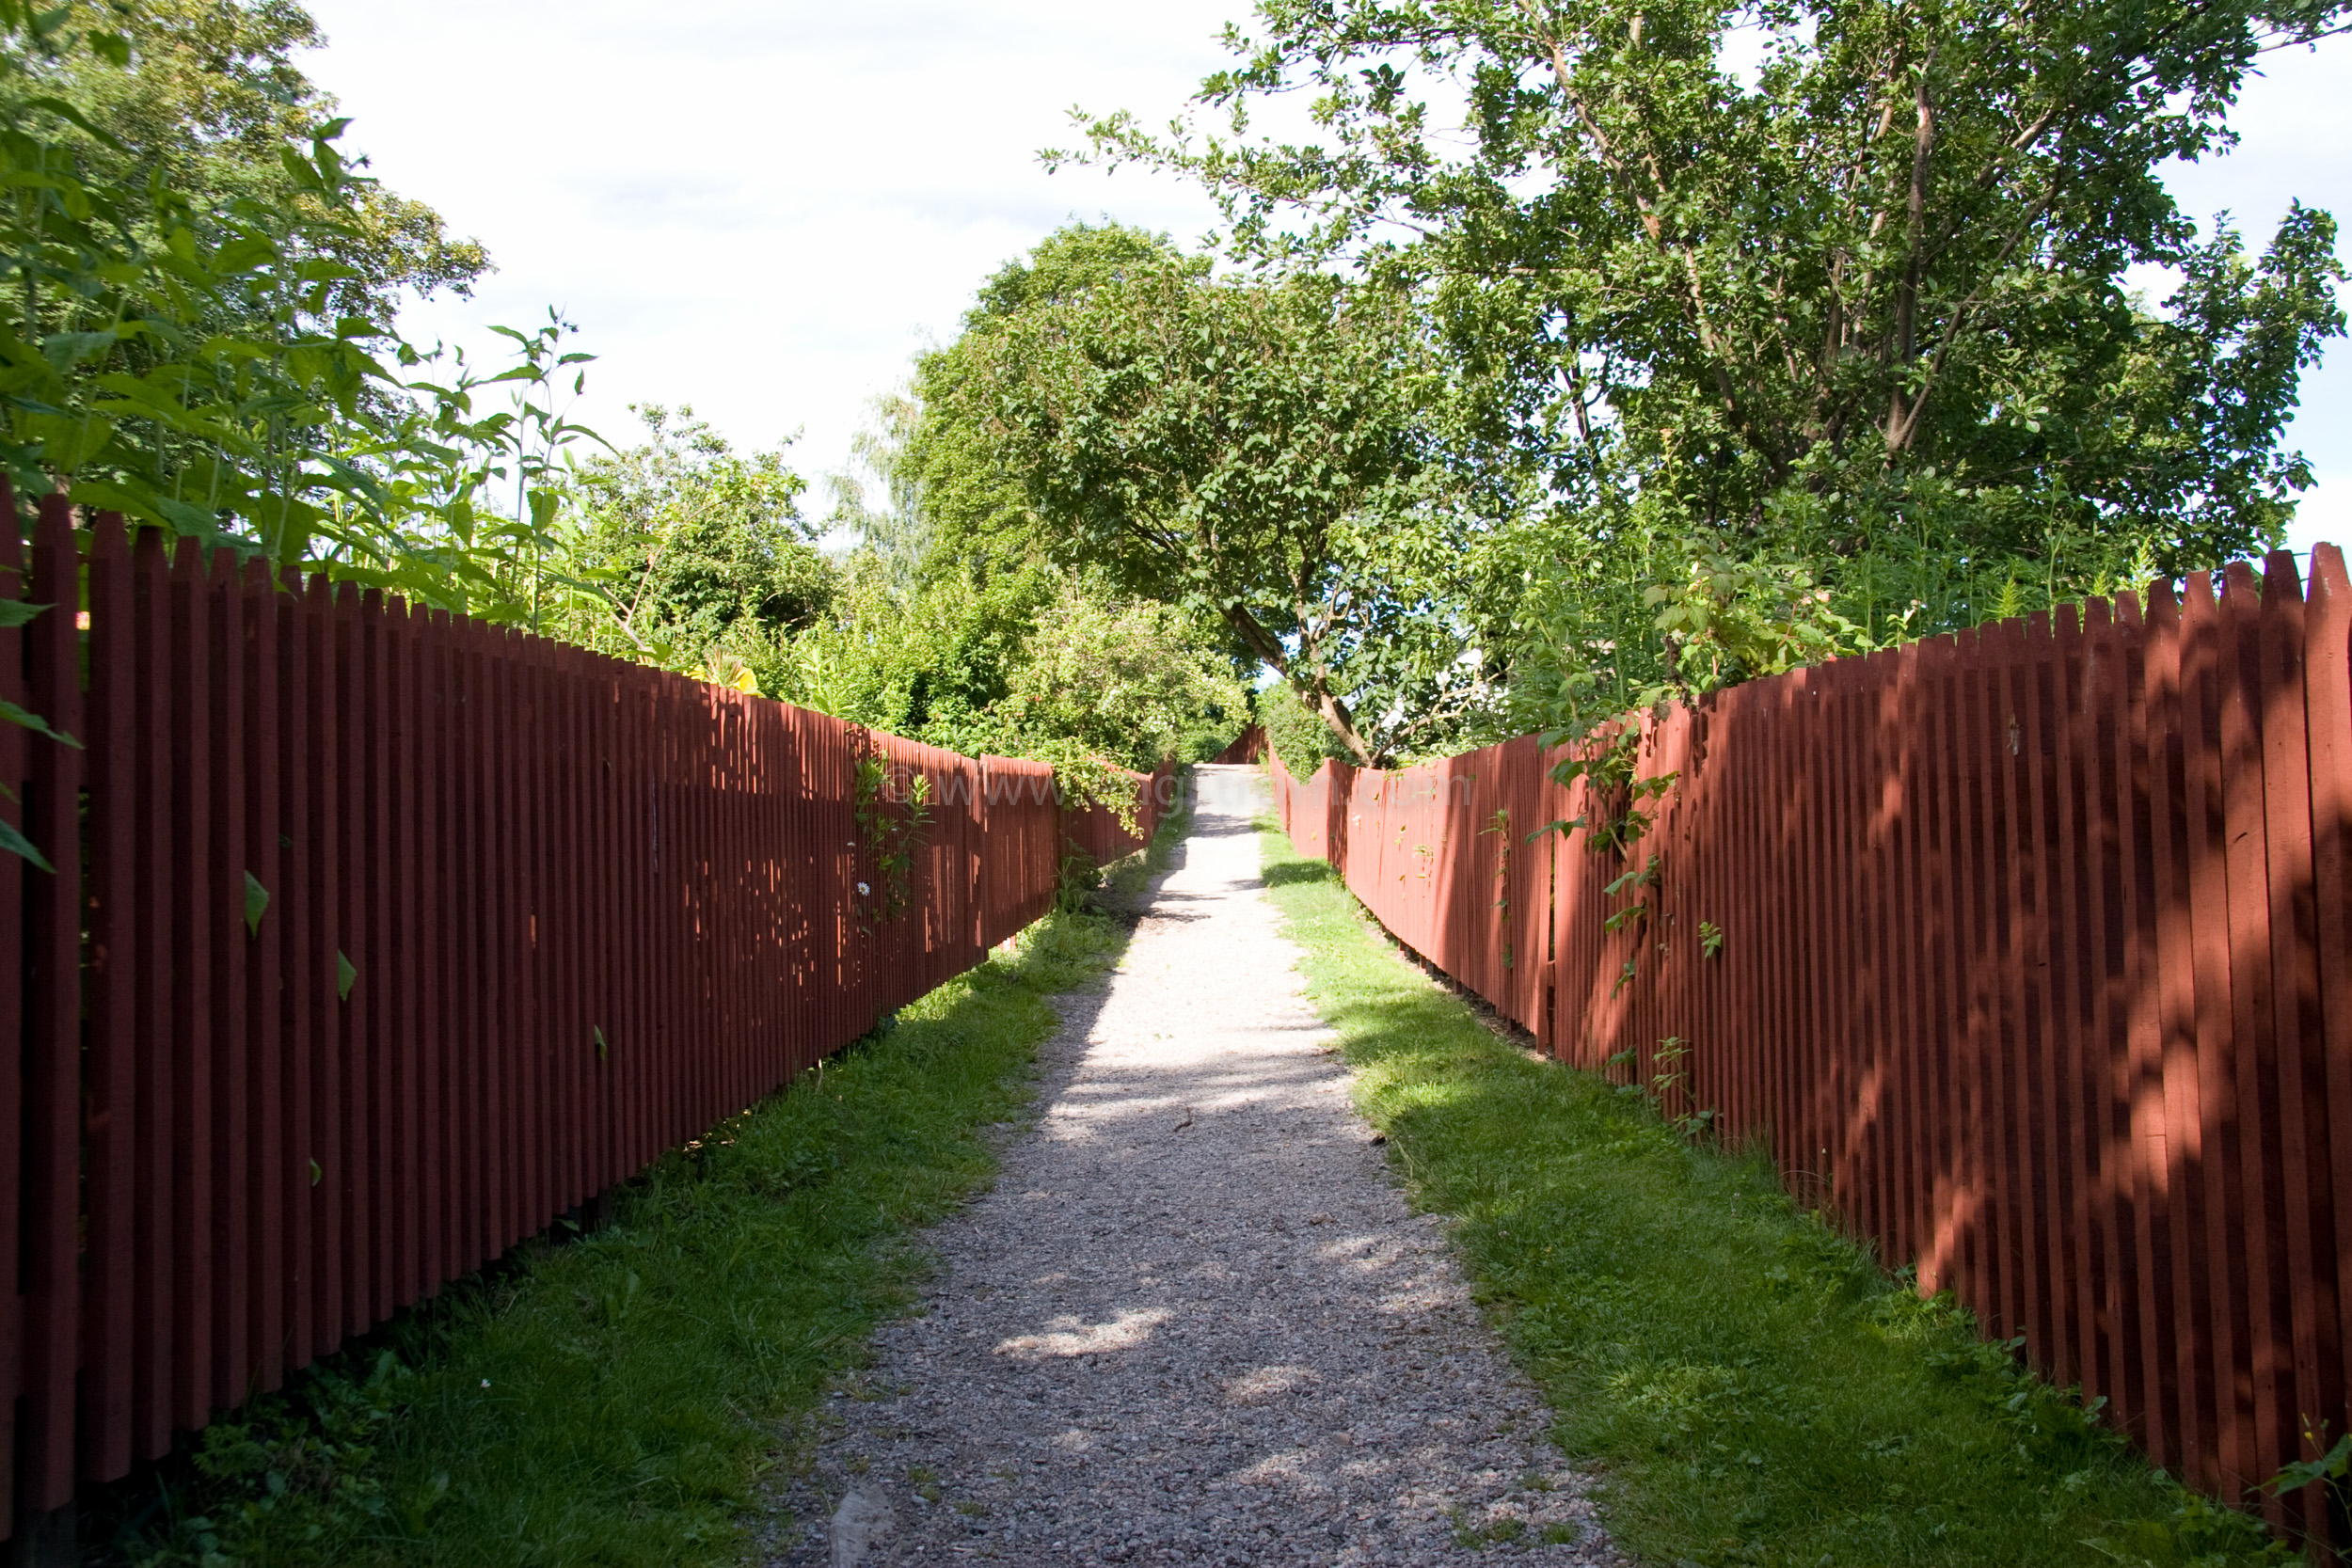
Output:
[299, 6, 2352, 556]
[299, 0, 1237, 494]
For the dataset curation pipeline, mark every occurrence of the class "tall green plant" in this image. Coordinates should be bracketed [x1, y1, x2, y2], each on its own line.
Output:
[0, 1, 616, 872]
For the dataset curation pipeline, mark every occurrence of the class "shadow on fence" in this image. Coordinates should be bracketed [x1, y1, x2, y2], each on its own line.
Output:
[0, 486, 1170, 1541]
[1269, 544, 2352, 1551]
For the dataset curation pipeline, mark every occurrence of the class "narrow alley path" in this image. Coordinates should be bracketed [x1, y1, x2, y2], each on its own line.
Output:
[767, 765, 1625, 1568]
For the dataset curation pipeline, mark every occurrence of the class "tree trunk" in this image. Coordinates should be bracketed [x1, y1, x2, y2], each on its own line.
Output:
[1307, 683, 1376, 767]
[1220, 602, 1378, 768]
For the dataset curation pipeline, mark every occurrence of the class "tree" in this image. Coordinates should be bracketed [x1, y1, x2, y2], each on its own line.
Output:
[0, 2, 407, 552]
[908, 223, 1195, 581]
[1069, 0, 2349, 733]
[6, 0, 488, 317]
[558, 404, 831, 667]
[0, 0, 564, 590]
[1002, 583, 1252, 771]
[935, 227, 1458, 766]
[826, 387, 931, 594]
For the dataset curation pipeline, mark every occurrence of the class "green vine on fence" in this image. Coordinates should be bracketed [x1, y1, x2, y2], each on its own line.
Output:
[1601, 854, 1660, 935]
[1481, 805, 1513, 971]
[851, 753, 932, 927]
[1532, 727, 1678, 856]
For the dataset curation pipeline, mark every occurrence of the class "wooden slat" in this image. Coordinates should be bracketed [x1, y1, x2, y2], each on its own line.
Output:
[2303, 545, 2352, 1552]
[2254, 554, 2332, 1536]
[81, 516, 138, 1478]
[131, 530, 178, 1458]
[307, 576, 351, 1351]
[0, 478, 25, 1530]
[0, 479, 24, 1531]
[21, 494, 85, 1511]
[238, 559, 286, 1393]
[2218, 562, 2289, 1500]
[331, 584, 365, 1326]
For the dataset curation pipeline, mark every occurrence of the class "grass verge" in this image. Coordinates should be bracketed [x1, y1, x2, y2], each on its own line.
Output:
[101, 782, 1193, 1568]
[1254, 817, 2297, 1568]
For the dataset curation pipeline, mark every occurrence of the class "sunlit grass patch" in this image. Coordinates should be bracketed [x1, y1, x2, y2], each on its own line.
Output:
[1254, 819, 2297, 1568]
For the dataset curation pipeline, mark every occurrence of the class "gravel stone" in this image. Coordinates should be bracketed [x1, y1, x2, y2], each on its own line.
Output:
[761, 766, 1629, 1567]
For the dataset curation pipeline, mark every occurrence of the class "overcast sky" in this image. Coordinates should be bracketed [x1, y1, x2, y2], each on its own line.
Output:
[296, 2, 2350, 558]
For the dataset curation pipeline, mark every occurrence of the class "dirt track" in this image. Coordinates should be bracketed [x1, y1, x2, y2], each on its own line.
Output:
[766, 765, 1622, 1568]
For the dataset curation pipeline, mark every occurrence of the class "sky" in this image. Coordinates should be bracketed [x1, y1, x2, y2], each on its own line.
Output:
[296, 2, 2351, 557]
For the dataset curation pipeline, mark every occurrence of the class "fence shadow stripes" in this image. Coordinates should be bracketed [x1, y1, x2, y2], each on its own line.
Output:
[0, 489, 1173, 1538]
[1271, 544, 2352, 1549]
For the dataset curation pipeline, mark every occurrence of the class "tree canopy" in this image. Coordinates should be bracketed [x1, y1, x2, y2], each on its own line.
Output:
[931, 226, 1449, 764]
[8, 0, 488, 315]
[1063, 0, 2348, 743]
[559, 404, 830, 663]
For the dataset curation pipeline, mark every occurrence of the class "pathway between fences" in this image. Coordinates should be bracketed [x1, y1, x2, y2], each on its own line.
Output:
[769, 767, 1622, 1568]
[0, 492, 1172, 1544]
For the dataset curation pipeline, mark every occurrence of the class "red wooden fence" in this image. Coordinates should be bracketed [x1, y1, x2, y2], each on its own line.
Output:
[1214, 725, 1265, 765]
[0, 494, 1170, 1536]
[1271, 545, 2352, 1544]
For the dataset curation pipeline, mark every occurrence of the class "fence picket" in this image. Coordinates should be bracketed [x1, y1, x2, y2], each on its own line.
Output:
[83, 516, 138, 1479]
[133, 531, 178, 1456]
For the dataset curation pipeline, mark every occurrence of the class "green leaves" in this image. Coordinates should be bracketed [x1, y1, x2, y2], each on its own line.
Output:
[549, 403, 818, 661]
[1068, 0, 2348, 747]
[337, 949, 357, 1001]
[244, 870, 267, 937]
[0, 695, 77, 747]
[0, 4, 615, 633]
[944, 227, 1452, 764]
[2266, 1430, 2352, 1496]
[0, 812, 52, 871]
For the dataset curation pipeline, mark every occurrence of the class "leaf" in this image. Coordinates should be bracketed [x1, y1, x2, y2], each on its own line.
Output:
[24, 411, 117, 472]
[278, 145, 324, 190]
[0, 698, 80, 748]
[40, 329, 119, 372]
[151, 497, 217, 538]
[2269, 1431, 2352, 1494]
[0, 815, 54, 873]
[594, 1024, 608, 1062]
[337, 949, 357, 1001]
[0, 598, 50, 627]
[244, 871, 268, 937]
[309, 1158, 323, 1187]
[20, 93, 129, 151]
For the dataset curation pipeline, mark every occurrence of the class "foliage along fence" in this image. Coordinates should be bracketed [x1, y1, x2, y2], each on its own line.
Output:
[0, 489, 1172, 1537]
[1270, 544, 2352, 1546]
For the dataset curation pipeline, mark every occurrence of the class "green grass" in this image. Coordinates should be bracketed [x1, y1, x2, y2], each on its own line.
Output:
[103, 786, 1193, 1568]
[1254, 818, 2299, 1568]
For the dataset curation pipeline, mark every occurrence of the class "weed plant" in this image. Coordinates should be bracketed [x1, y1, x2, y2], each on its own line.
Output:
[1255, 819, 2299, 1568]
[98, 783, 1193, 1567]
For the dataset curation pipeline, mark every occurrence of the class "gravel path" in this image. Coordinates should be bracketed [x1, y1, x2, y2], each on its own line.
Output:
[763, 765, 1628, 1568]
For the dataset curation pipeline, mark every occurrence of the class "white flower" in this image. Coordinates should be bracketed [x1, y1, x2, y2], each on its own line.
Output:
[857, 881, 871, 896]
